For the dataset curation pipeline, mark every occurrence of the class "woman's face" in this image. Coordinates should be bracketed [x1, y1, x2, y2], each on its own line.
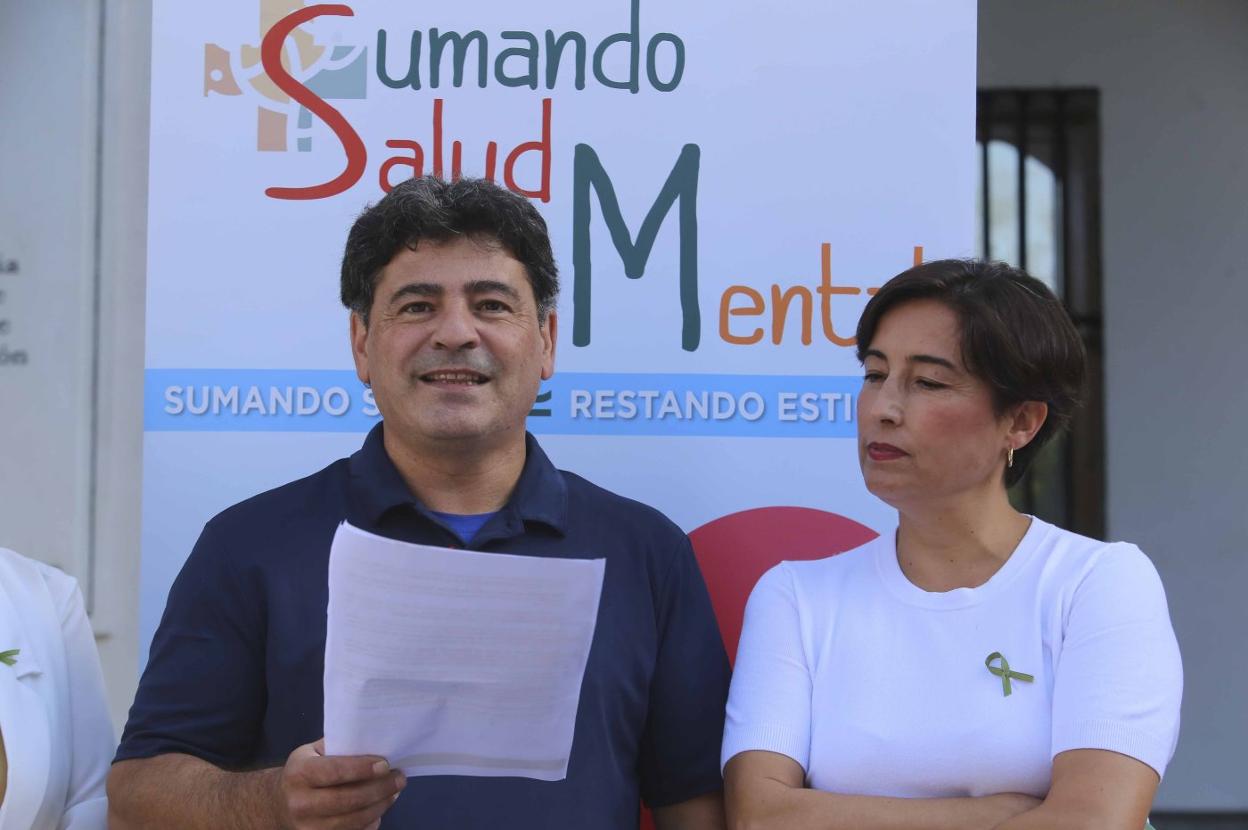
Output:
[857, 299, 1014, 509]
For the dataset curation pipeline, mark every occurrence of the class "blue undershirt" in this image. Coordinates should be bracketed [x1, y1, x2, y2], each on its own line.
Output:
[430, 510, 498, 545]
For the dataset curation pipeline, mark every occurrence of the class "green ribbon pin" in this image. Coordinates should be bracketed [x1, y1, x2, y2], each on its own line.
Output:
[0, 649, 19, 667]
[985, 651, 1033, 697]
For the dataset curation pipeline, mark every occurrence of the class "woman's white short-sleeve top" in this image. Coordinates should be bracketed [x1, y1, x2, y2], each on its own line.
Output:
[722, 518, 1182, 797]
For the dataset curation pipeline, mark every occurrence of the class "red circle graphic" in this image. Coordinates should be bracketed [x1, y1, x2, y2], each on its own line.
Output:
[690, 506, 879, 664]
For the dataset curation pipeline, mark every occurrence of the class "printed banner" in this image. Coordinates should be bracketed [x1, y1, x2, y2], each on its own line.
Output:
[143, 0, 976, 660]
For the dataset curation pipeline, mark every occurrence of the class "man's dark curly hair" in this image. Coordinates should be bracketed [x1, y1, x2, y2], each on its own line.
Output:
[340, 176, 558, 324]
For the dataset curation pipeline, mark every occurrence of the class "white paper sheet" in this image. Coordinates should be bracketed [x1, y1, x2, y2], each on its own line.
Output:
[322, 522, 605, 780]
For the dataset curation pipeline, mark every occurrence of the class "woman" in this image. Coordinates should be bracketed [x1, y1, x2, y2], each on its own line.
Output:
[0, 547, 113, 828]
[722, 260, 1181, 829]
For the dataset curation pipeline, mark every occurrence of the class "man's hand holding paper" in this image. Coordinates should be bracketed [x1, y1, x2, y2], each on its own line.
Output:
[278, 739, 405, 830]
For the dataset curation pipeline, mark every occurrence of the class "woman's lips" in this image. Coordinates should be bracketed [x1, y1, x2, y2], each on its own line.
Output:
[867, 442, 908, 461]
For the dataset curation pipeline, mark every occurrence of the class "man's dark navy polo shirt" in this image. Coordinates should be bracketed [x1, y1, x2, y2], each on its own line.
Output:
[117, 424, 731, 829]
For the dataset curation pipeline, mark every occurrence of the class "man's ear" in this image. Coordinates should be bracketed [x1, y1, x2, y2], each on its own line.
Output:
[350, 312, 370, 386]
[1007, 400, 1048, 452]
[540, 309, 557, 381]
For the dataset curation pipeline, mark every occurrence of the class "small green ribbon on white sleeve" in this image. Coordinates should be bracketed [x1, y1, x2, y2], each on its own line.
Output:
[985, 651, 1034, 697]
[0, 649, 18, 667]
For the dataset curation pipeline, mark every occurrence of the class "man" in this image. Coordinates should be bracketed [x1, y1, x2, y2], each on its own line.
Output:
[108, 177, 730, 829]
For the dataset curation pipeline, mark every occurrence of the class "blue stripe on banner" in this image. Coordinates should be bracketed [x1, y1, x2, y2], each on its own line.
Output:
[144, 370, 862, 437]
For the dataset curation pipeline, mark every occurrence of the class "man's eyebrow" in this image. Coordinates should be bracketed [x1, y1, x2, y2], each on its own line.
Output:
[466, 279, 522, 301]
[388, 282, 442, 303]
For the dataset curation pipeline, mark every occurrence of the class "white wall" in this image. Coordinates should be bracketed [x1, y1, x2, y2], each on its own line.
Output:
[0, 0, 149, 733]
[0, 3, 98, 602]
[980, 0, 1248, 811]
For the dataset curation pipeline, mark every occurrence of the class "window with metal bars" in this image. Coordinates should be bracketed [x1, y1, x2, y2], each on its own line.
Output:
[976, 89, 1105, 539]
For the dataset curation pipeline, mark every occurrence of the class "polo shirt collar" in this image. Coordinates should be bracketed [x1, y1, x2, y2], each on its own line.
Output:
[506, 432, 569, 534]
[348, 423, 568, 536]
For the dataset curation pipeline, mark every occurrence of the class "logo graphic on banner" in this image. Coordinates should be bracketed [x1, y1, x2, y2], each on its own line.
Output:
[203, 0, 367, 153]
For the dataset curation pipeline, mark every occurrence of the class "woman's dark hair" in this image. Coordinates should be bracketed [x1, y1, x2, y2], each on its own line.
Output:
[855, 259, 1086, 487]
[340, 176, 558, 323]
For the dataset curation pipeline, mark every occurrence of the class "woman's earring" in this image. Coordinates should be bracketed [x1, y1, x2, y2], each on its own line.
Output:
[1007, 447, 1015, 468]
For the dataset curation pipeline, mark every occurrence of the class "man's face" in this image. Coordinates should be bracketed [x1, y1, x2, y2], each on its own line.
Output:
[350, 236, 556, 455]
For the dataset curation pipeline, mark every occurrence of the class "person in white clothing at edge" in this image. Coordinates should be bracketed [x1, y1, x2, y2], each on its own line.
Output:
[722, 259, 1182, 830]
[0, 547, 114, 829]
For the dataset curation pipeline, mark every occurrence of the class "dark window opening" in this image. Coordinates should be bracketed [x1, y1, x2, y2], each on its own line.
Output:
[976, 89, 1105, 540]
